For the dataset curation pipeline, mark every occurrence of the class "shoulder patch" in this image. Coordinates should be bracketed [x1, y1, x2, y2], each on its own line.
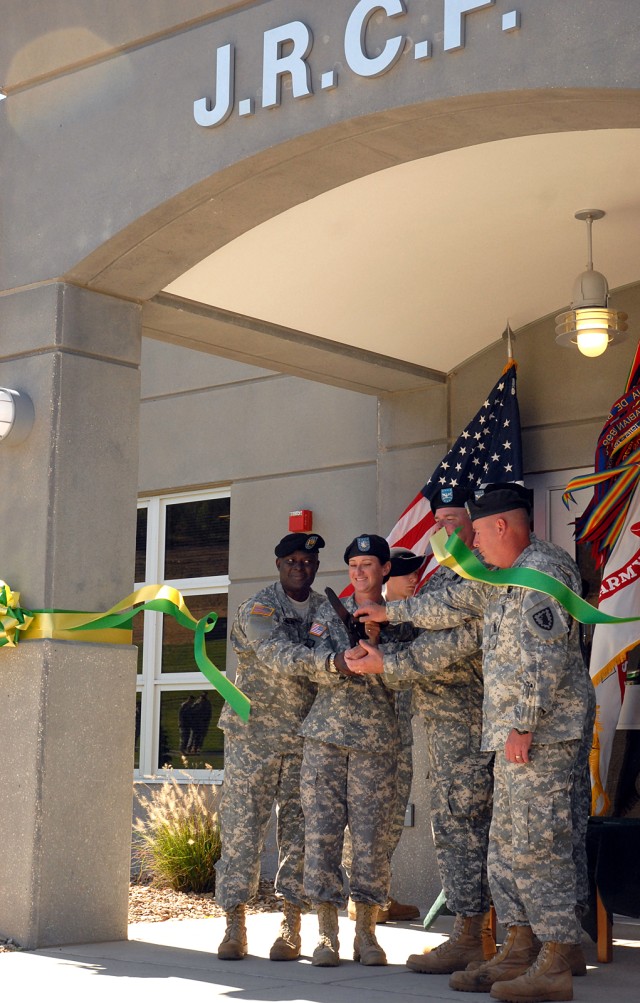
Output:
[522, 593, 568, 640]
[250, 602, 275, 618]
[532, 607, 554, 631]
[309, 621, 328, 638]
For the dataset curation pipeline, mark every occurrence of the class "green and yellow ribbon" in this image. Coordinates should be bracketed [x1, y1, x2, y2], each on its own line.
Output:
[430, 529, 640, 626]
[0, 582, 34, 647]
[0, 580, 250, 721]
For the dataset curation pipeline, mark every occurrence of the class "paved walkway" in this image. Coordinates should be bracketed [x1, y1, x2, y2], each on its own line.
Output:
[1, 911, 639, 1003]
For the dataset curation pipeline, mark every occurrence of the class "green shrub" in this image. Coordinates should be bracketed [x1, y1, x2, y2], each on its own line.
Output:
[133, 775, 221, 893]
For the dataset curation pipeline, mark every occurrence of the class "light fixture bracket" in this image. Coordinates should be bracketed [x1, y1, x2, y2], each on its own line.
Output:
[574, 209, 605, 223]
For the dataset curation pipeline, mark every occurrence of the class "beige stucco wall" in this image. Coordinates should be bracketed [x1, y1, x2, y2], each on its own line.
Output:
[4, 1, 640, 304]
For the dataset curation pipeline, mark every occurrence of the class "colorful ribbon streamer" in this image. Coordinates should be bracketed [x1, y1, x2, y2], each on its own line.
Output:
[430, 529, 640, 626]
[0, 580, 250, 721]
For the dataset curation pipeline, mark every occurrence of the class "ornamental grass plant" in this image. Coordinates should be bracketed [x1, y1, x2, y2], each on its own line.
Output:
[133, 774, 221, 893]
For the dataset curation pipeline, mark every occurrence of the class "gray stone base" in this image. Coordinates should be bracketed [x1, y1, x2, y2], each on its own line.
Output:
[0, 640, 137, 948]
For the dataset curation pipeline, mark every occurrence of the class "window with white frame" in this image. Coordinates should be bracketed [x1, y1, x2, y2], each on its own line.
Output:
[134, 488, 230, 782]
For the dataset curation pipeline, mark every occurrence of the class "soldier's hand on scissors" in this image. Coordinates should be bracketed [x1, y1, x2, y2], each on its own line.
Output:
[354, 602, 388, 624]
[344, 641, 384, 674]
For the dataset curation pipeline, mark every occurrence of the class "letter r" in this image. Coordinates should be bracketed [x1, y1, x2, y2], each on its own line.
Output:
[262, 21, 313, 109]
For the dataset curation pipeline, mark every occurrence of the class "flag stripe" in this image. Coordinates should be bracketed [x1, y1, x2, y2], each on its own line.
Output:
[381, 355, 522, 601]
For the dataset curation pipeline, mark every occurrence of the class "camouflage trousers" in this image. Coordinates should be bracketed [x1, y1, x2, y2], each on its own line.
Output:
[300, 738, 396, 908]
[215, 736, 307, 910]
[387, 741, 414, 859]
[488, 740, 582, 943]
[342, 740, 413, 874]
[425, 720, 494, 915]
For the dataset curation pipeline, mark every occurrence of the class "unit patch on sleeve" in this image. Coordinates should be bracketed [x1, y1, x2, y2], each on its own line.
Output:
[250, 602, 275, 618]
[309, 621, 328, 638]
[522, 592, 566, 640]
[532, 607, 554, 631]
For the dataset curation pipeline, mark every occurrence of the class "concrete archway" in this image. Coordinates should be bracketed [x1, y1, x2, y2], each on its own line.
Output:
[3, 1, 640, 947]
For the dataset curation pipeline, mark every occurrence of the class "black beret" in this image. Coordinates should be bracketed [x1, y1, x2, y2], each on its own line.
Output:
[466, 482, 533, 520]
[429, 486, 472, 514]
[389, 548, 424, 577]
[275, 533, 325, 558]
[343, 534, 390, 564]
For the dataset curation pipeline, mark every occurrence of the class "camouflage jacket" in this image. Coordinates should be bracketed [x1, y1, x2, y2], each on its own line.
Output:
[300, 594, 413, 755]
[385, 539, 590, 750]
[219, 581, 325, 748]
[381, 566, 485, 740]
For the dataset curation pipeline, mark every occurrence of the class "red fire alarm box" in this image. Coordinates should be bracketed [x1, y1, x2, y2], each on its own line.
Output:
[289, 509, 313, 532]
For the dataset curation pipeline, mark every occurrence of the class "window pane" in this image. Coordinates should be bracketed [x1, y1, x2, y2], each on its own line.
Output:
[135, 508, 148, 583]
[134, 692, 141, 770]
[164, 497, 230, 579]
[158, 689, 224, 771]
[161, 594, 228, 675]
[133, 608, 144, 674]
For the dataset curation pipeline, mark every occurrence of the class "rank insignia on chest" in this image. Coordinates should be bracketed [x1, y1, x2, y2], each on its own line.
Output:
[532, 607, 554, 631]
[309, 621, 327, 637]
[250, 602, 275, 617]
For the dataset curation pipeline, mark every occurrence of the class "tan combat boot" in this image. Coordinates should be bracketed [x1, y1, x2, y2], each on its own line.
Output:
[565, 942, 587, 976]
[353, 902, 388, 965]
[387, 898, 421, 922]
[269, 900, 302, 961]
[449, 924, 539, 992]
[348, 897, 390, 923]
[217, 904, 248, 960]
[489, 941, 573, 1002]
[407, 912, 497, 974]
[312, 903, 340, 967]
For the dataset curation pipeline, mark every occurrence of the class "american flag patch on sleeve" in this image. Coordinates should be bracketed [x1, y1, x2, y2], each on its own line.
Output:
[309, 621, 327, 637]
[250, 602, 275, 617]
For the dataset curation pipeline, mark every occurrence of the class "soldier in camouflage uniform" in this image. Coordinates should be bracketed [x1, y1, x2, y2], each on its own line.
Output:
[215, 532, 326, 962]
[378, 548, 426, 924]
[345, 547, 425, 926]
[351, 484, 593, 1003]
[302, 534, 403, 968]
[382, 493, 497, 974]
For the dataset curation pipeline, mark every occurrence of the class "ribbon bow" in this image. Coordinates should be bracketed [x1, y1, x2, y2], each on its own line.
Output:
[0, 581, 250, 720]
[0, 581, 34, 648]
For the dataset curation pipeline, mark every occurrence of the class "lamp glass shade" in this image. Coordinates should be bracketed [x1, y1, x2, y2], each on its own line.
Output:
[576, 328, 609, 357]
[555, 307, 628, 354]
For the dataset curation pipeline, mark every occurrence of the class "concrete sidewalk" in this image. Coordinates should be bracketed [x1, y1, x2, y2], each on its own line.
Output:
[1, 911, 639, 1003]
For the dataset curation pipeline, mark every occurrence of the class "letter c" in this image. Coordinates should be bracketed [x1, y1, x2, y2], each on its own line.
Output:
[344, 0, 406, 78]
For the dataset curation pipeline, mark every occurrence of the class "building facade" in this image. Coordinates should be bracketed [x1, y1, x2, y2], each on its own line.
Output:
[2, 0, 640, 947]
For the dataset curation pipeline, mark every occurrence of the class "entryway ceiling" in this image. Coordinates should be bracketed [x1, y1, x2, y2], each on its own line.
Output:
[164, 128, 640, 381]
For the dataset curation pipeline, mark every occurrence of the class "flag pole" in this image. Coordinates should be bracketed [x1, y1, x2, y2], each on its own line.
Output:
[502, 321, 516, 372]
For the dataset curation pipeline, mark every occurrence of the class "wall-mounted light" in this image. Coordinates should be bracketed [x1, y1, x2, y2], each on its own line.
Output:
[0, 388, 34, 445]
[555, 209, 628, 358]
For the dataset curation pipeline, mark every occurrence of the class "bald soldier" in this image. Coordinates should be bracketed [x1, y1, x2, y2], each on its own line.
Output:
[351, 484, 592, 1003]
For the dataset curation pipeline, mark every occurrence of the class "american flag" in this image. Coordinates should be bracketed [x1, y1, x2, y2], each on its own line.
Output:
[387, 359, 523, 587]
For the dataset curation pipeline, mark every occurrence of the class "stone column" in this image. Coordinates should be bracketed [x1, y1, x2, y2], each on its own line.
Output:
[0, 282, 141, 948]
